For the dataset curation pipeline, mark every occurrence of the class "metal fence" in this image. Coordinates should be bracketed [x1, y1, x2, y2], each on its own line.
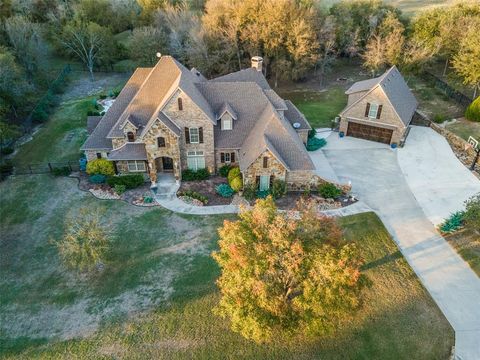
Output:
[13, 161, 80, 175]
[421, 72, 473, 109]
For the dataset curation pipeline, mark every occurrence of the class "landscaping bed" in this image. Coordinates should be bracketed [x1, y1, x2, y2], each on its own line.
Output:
[275, 192, 357, 211]
[177, 176, 232, 206]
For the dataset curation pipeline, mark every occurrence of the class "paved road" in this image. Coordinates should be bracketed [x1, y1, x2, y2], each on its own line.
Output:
[318, 129, 480, 360]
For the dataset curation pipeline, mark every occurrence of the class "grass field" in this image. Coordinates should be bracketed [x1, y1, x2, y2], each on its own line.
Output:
[445, 118, 480, 142]
[0, 175, 453, 358]
[446, 229, 480, 277]
[279, 87, 347, 129]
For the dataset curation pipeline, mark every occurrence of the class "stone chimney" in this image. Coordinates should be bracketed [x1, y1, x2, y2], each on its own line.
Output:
[251, 56, 263, 72]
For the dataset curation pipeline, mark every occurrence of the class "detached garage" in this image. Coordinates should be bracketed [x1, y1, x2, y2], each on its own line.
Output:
[338, 66, 418, 146]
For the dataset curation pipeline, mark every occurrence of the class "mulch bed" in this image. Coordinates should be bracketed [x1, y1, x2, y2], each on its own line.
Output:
[178, 176, 232, 206]
[273, 193, 357, 211]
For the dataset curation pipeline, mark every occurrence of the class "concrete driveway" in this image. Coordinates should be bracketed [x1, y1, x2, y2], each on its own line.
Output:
[312, 128, 480, 360]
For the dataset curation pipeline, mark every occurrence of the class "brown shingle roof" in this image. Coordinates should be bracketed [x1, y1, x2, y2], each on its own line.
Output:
[211, 68, 271, 89]
[264, 90, 288, 110]
[107, 143, 147, 161]
[81, 68, 151, 150]
[87, 116, 102, 134]
[284, 100, 311, 130]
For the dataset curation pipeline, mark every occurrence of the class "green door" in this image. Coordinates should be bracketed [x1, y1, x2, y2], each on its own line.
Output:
[259, 175, 270, 191]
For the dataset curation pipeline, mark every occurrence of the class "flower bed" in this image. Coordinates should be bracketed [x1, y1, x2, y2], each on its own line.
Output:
[177, 176, 232, 206]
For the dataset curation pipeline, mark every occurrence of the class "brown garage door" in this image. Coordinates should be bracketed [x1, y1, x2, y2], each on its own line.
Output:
[347, 122, 393, 144]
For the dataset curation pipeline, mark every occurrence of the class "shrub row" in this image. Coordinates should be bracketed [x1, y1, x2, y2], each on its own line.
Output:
[106, 174, 144, 189]
[306, 137, 327, 151]
[182, 168, 210, 181]
[180, 189, 208, 204]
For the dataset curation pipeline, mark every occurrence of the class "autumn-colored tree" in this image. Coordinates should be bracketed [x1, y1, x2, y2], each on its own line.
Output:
[452, 20, 480, 99]
[213, 197, 365, 342]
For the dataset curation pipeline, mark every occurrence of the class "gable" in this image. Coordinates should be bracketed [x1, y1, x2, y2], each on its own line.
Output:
[342, 86, 406, 129]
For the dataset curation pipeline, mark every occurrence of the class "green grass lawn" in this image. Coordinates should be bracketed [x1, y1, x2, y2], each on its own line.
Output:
[446, 229, 480, 277]
[446, 118, 480, 141]
[0, 174, 453, 359]
[279, 86, 347, 129]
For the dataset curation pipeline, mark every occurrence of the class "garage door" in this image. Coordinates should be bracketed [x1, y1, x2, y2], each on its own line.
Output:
[347, 122, 393, 144]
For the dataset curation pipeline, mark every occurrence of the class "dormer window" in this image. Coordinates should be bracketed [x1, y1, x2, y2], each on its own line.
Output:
[127, 131, 135, 142]
[222, 115, 232, 130]
[178, 97, 183, 111]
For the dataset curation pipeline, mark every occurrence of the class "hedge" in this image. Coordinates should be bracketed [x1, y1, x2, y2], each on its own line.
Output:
[86, 159, 115, 176]
[106, 174, 144, 189]
[182, 168, 210, 181]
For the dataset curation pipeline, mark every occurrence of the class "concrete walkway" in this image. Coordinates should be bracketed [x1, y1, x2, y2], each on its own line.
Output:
[319, 130, 480, 360]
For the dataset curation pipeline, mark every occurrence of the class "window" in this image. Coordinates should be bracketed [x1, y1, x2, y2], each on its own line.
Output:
[222, 117, 232, 130]
[178, 97, 183, 111]
[96, 152, 102, 159]
[127, 131, 135, 142]
[189, 127, 199, 143]
[221, 152, 236, 163]
[157, 137, 166, 148]
[263, 156, 268, 168]
[127, 160, 146, 172]
[187, 150, 205, 170]
[368, 103, 379, 119]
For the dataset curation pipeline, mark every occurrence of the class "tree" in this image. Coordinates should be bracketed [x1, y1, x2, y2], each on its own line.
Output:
[378, 11, 404, 66]
[4, 15, 47, 80]
[53, 207, 112, 272]
[362, 34, 385, 77]
[315, 15, 337, 86]
[452, 21, 480, 98]
[59, 21, 113, 80]
[0, 120, 21, 146]
[129, 26, 168, 66]
[464, 194, 480, 235]
[213, 197, 365, 342]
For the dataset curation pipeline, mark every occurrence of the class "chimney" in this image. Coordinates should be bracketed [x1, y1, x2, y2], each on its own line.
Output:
[251, 56, 263, 72]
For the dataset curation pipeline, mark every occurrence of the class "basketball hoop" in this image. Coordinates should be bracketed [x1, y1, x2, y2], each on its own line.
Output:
[467, 136, 480, 171]
[465, 142, 473, 151]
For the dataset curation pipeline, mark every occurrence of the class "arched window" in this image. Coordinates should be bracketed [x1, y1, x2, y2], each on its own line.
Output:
[127, 131, 135, 142]
[177, 97, 183, 111]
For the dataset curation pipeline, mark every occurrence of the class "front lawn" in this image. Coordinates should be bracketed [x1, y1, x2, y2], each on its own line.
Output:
[0, 174, 453, 359]
[445, 229, 480, 277]
[279, 86, 347, 129]
[445, 118, 480, 141]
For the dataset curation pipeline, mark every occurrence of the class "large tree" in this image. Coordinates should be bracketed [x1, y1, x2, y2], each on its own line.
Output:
[213, 197, 365, 342]
[4, 15, 47, 80]
[452, 20, 480, 98]
[59, 21, 113, 80]
[128, 26, 168, 66]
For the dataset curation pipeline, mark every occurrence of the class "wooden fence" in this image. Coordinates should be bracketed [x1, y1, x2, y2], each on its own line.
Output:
[12, 161, 80, 175]
[421, 72, 473, 109]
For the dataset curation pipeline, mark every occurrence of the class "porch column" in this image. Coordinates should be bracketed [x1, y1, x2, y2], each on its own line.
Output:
[148, 160, 157, 185]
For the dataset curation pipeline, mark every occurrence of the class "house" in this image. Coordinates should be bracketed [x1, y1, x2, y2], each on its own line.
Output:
[81, 55, 318, 191]
[339, 66, 418, 145]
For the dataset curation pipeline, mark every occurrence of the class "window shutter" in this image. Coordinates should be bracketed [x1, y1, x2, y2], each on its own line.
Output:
[256, 176, 260, 188]
[199, 127, 204, 143]
[263, 156, 268, 168]
[185, 127, 190, 144]
[270, 175, 274, 187]
[231, 152, 235, 163]
[365, 103, 370, 117]
[376, 105, 383, 119]
[220, 153, 225, 163]
[178, 97, 183, 111]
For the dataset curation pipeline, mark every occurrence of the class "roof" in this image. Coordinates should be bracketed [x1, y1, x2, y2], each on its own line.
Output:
[211, 68, 271, 89]
[107, 56, 215, 139]
[284, 100, 311, 130]
[157, 111, 181, 136]
[264, 90, 288, 110]
[239, 104, 315, 172]
[107, 143, 147, 161]
[217, 102, 237, 120]
[343, 66, 418, 126]
[87, 116, 102, 135]
[81, 68, 151, 150]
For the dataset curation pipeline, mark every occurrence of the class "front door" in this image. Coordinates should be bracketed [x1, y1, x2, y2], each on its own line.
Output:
[259, 175, 270, 191]
[162, 157, 174, 172]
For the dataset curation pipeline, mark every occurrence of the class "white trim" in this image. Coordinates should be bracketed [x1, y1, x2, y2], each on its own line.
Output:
[189, 127, 199, 143]
[127, 160, 146, 172]
[368, 103, 379, 119]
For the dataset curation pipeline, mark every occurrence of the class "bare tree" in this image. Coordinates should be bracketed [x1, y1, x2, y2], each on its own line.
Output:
[316, 16, 337, 87]
[59, 21, 109, 81]
[362, 34, 386, 77]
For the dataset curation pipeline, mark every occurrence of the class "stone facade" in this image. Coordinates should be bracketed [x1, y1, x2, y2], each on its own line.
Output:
[85, 150, 109, 161]
[340, 86, 407, 145]
[286, 171, 351, 192]
[143, 119, 182, 181]
[162, 90, 215, 174]
[243, 150, 287, 186]
[215, 149, 239, 170]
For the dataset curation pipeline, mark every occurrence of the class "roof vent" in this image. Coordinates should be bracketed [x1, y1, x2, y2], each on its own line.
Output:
[293, 122, 301, 129]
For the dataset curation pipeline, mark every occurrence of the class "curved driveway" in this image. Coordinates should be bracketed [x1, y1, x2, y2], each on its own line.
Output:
[315, 127, 480, 360]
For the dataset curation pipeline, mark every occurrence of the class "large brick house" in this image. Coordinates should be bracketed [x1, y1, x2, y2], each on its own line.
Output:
[339, 66, 418, 145]
[81, 56, 317, 190]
